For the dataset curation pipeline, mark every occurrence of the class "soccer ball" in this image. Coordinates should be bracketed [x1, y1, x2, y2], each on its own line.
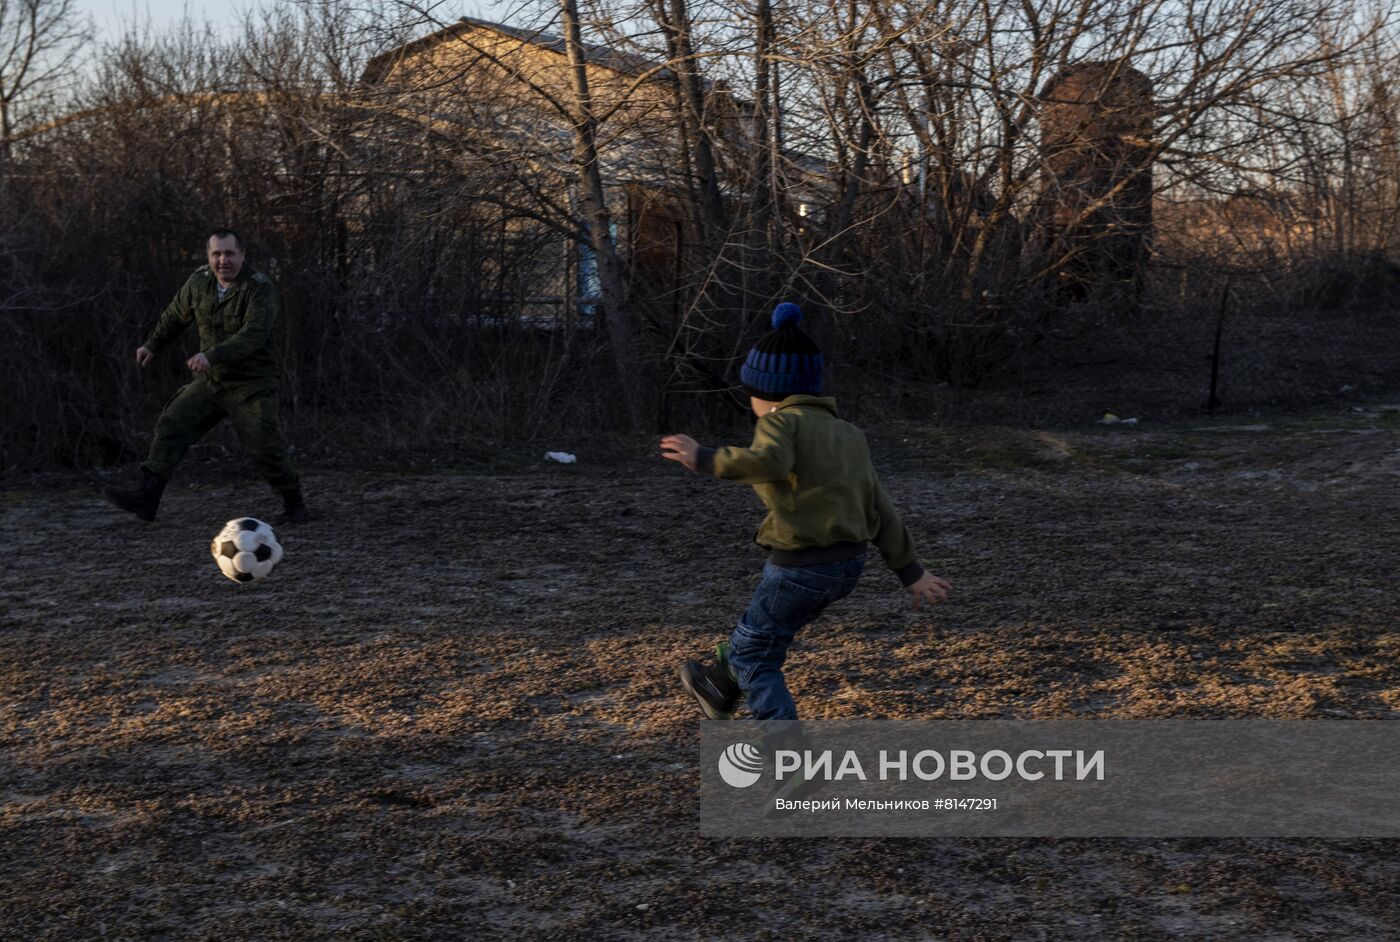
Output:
[210, 517, 283, 583]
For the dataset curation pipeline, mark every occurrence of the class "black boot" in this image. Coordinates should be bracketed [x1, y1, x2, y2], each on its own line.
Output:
[104, 469, 166, 522]
[276, 488, 310, 525]
[679, 641, 741, 720]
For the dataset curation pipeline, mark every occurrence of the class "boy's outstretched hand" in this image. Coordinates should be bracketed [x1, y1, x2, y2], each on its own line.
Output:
[661, 434, 700, 471]
[907, 571, 952, 609]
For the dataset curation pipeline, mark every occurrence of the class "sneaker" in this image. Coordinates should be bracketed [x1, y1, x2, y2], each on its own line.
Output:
[764, 735, 828, 816]
[679, 642, 740, 720]
[764, 766, 830, 819]
[767, 765, 828, 804]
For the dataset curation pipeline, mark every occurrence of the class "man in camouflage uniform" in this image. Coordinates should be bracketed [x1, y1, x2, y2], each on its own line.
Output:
[105, 230, 309, 524]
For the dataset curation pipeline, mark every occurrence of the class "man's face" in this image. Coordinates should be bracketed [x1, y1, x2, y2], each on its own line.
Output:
[207, 235, 245, 284]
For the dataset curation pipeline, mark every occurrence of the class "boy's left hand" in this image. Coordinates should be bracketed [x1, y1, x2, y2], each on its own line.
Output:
[907, 571, 952, 609]
[661, 434, 700, 471]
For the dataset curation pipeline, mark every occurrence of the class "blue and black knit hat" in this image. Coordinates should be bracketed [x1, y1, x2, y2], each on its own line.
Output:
[740, 302, 823, 401]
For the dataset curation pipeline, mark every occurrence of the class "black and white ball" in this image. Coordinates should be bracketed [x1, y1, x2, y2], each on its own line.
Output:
[211, 517, 283, 583]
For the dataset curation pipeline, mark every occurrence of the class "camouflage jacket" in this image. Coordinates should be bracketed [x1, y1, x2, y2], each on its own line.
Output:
[145, 265, 281, 386]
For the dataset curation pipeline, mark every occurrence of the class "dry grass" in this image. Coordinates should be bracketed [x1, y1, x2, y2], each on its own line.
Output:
[2, 403, 1399, 940]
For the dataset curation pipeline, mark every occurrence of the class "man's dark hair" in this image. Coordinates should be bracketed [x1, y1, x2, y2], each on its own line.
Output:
[208, 229, 243, 250]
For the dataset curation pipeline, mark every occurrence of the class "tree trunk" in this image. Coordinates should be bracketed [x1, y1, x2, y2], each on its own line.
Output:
[657, 0, 726, 240]
[742, 0, 780, 311]
[560, 0, 648, 430]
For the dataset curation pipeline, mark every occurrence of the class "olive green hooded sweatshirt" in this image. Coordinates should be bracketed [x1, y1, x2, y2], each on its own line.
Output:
[696, 395, 925, 586]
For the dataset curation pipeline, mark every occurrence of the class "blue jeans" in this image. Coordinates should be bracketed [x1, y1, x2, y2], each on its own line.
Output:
[728, 555, 866, 721]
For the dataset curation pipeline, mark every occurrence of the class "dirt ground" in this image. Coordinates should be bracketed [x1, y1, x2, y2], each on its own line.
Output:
[3, 402, 1400, 941]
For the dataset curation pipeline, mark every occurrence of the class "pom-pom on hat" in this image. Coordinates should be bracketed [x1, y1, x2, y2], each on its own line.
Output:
[740, 302, 823, 400]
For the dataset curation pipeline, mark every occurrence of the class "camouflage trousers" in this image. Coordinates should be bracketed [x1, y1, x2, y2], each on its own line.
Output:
[142, 377, 299, 494]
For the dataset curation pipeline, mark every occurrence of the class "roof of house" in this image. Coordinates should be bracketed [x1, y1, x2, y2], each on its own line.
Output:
[361, 16, 681, 87]
[356, 16, 839, 190]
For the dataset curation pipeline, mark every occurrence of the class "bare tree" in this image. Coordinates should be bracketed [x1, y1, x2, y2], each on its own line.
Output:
[559, 0, 652, 429]
[0, 0, 87, 161]
[3, 0, 1399, 469]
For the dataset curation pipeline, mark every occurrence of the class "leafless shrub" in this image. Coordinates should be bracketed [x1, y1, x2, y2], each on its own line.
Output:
[1, 0, 1397, 471]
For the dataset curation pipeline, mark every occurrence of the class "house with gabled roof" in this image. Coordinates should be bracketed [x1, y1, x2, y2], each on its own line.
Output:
[358, 16, 771, 326]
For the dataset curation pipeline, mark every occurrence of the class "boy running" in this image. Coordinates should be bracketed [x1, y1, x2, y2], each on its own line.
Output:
[661, 302, 950, 722]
